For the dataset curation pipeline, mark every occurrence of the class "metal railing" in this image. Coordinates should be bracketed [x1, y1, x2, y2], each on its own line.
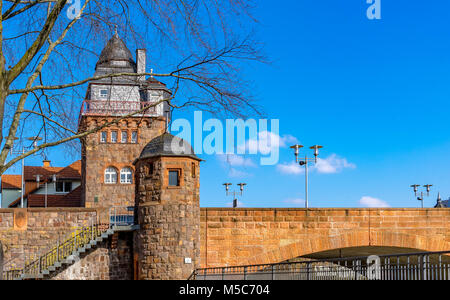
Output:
[190, 251, 450, 280]
[79, 100, 158, 117]
[3, 222, 108, 280]
[2, 206, 136, 280]
[78, 100, 160, 127]
[109, 206, 135, 227]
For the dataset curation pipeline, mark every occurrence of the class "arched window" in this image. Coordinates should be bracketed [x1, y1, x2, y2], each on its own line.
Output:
[105, 167, 118, 184]
[120, 167, 133, 184]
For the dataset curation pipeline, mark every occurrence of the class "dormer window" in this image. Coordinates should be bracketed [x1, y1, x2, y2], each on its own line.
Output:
[56, 181, 72, 193]
[100, 89, 108, 98]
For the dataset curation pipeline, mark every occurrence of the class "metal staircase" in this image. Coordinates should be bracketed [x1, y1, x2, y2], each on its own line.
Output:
[2, 206, 137, 280]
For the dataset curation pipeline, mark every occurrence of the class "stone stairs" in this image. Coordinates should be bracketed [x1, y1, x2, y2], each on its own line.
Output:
[2, 206, 138, 280]
[5, 225, 115, 280]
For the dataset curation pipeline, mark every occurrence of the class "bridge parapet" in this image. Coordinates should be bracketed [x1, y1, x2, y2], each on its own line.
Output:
[200, 208, 450, 268]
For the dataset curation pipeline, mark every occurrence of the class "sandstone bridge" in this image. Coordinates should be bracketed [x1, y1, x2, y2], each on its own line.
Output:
[0, 207, 448, 279]
[200, 208, 449, 268]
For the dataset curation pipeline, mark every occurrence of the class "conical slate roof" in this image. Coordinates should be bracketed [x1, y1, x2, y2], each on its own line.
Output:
[92, 32, 137, 84]
[96, 32, 136, 69]
[139, 133, 200, 160]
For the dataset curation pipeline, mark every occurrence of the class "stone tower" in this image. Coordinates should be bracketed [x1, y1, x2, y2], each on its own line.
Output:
[134, 133, 201, 280]
[79, 33, 171, 208]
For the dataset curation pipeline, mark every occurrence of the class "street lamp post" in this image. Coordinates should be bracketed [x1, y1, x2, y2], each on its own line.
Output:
[33, 174, 47, 208]
[290, 144, 323, 209]
[9, 136, 42, 208]
[223, 183, 246, 208]
[34, 174, 52, 208]
[410, 184, 433, 208]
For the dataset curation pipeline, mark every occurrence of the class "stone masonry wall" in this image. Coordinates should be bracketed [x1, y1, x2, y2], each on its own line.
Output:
[1, 206, 449, 279]
[0, 208, 133, 280]
[200, 208, 450, 268]
[52, 232, 133, 280]
[135, 156, 200, 280]
[80, 116, 165, 208]
[0, 208, 98, 269]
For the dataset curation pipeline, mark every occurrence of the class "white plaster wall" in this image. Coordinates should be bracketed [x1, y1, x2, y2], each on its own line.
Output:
[90, 85, 140, 102]
[34, 181, 81, 195]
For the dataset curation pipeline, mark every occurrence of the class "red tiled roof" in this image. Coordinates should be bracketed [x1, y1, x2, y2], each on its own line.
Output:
[56, 160, 81, 179]
[21, 160, 81, 181]
[27, 186, 82, 207]
[7, 160, 82, 207]
[23, 166, 63, 181]
[1, 175, 22, 189]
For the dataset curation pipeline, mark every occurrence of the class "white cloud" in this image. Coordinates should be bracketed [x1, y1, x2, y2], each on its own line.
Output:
[359, 196, 390, 208]
[277, 154, 355, 175]
[283, 198, 305, 206]
[276, 162, 303, 175]
[314, 154, 356, 174]
[240, 131, 298, 155]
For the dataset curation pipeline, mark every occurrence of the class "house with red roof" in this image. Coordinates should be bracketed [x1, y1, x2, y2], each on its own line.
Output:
[0, 160, 82, 208]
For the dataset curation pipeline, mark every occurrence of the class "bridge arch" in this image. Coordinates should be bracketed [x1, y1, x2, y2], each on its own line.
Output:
[244, 232, 450, 266]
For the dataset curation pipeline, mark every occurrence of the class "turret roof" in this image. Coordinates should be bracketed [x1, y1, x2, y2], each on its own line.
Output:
[138, 133, 200, 161]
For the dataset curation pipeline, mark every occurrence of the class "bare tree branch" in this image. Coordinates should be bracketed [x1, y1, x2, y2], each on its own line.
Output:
[0, 0, 264, 176]
[6, 0, 68, 84]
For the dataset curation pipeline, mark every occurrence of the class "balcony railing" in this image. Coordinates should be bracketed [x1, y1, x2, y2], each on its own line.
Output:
[79, 100, 159, 118]
[109, 206, 135, 227]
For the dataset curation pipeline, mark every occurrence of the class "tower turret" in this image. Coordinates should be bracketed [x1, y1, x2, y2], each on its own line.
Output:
[133, 133, 201, 279]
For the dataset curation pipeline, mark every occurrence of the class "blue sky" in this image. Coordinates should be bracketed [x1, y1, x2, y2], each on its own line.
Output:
[6, 1, 450, 208]
[198, 0, 450, 208]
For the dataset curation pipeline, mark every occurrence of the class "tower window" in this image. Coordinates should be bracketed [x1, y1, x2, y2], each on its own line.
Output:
[100, 132, 107, 143]
[191, 162, 196, 178]
[131, 131, 138, 143]
[168, 169, 180, 187]
[105, 167, 118, 184]
[121, 131, 128, 143]
[111, 131, 118, 143]
[100, 89, 108, 98]
[145, 162, 154, 177]
[120, 167, 133, 184]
